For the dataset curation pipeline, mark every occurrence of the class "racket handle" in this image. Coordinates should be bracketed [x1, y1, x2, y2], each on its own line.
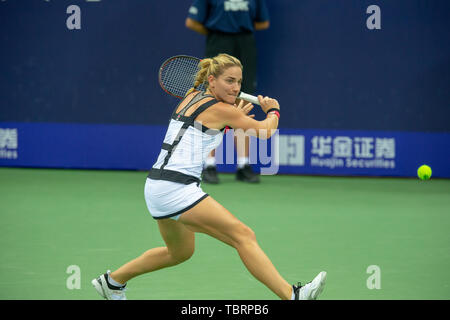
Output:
[238, 92, 260, 105]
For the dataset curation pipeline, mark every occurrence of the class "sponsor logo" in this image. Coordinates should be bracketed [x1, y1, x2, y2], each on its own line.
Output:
[275, 135, 305, 166]
[310, 135, 395, 169]
[0, 128, 18, 159]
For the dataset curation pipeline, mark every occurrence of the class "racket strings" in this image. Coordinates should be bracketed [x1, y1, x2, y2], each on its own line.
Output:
[160, 57, 206, 98]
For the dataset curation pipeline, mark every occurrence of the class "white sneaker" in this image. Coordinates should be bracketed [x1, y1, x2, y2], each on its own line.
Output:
[91, 270, 127, 300]
[293, 271, 327, 300]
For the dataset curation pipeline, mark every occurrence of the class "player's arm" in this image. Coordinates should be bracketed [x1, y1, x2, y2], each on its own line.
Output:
[185, 17, 208, 35]
[217, 95, 280, 139]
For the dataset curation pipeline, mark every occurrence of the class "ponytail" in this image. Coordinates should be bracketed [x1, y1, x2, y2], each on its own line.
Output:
[185, 54, 242, 97]
[185, 58, 213, 96]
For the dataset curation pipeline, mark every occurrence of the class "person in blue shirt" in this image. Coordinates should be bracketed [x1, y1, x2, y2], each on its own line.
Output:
[186, 0, 270, 184]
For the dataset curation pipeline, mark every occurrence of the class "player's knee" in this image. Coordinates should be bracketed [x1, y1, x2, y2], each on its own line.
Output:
[178, 246, 195, 263]
[245, 226, 257, 243]
[170, 246, 194, 265]
[233, 223, 257, 246]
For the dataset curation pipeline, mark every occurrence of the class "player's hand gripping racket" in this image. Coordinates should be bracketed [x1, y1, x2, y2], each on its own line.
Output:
[158, 55, 260, 105]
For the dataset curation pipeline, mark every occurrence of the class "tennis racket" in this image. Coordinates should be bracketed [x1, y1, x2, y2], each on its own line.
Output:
[158, 55, 260, 105]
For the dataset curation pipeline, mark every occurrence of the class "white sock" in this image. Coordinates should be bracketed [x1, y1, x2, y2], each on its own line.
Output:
[237, 157, 249, 169]
[107, 274, 126, 288]
[205, 156, 216, 168]
[291, 286, 295, 300]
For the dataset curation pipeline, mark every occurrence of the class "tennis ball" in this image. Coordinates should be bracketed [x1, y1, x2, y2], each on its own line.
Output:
[417, 164, 432, 180]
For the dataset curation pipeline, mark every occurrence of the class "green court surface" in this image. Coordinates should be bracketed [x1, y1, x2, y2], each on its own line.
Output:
[1, 167, 449, 300]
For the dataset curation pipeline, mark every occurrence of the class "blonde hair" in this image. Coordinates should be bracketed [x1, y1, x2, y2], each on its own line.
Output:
[185, 53, 243, 96]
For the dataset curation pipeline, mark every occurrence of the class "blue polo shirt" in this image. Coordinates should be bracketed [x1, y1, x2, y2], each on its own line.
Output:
[188, 0, 269, 33]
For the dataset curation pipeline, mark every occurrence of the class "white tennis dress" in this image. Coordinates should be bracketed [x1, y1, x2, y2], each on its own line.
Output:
[145, 92, 224, 220]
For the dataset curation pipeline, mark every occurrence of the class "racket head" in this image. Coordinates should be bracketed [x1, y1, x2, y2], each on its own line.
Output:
[158, 55, 206, 99]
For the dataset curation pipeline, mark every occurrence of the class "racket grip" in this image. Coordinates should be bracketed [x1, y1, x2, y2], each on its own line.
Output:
[238, 92, 260, 105]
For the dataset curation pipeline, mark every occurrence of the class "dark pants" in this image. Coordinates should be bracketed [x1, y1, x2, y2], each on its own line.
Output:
[205, 31, 257, 95]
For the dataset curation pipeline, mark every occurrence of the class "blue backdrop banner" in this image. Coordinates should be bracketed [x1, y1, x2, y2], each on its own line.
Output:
[1, 122, 448, 178]
[1, 1, 449, 178]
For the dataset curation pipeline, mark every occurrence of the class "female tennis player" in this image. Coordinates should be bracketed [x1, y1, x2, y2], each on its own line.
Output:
[92, 53, 326, 300]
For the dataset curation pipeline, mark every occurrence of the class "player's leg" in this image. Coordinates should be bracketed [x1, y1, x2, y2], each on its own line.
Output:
[109, 218, 195, 285]
[178, 196, 293, 300]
